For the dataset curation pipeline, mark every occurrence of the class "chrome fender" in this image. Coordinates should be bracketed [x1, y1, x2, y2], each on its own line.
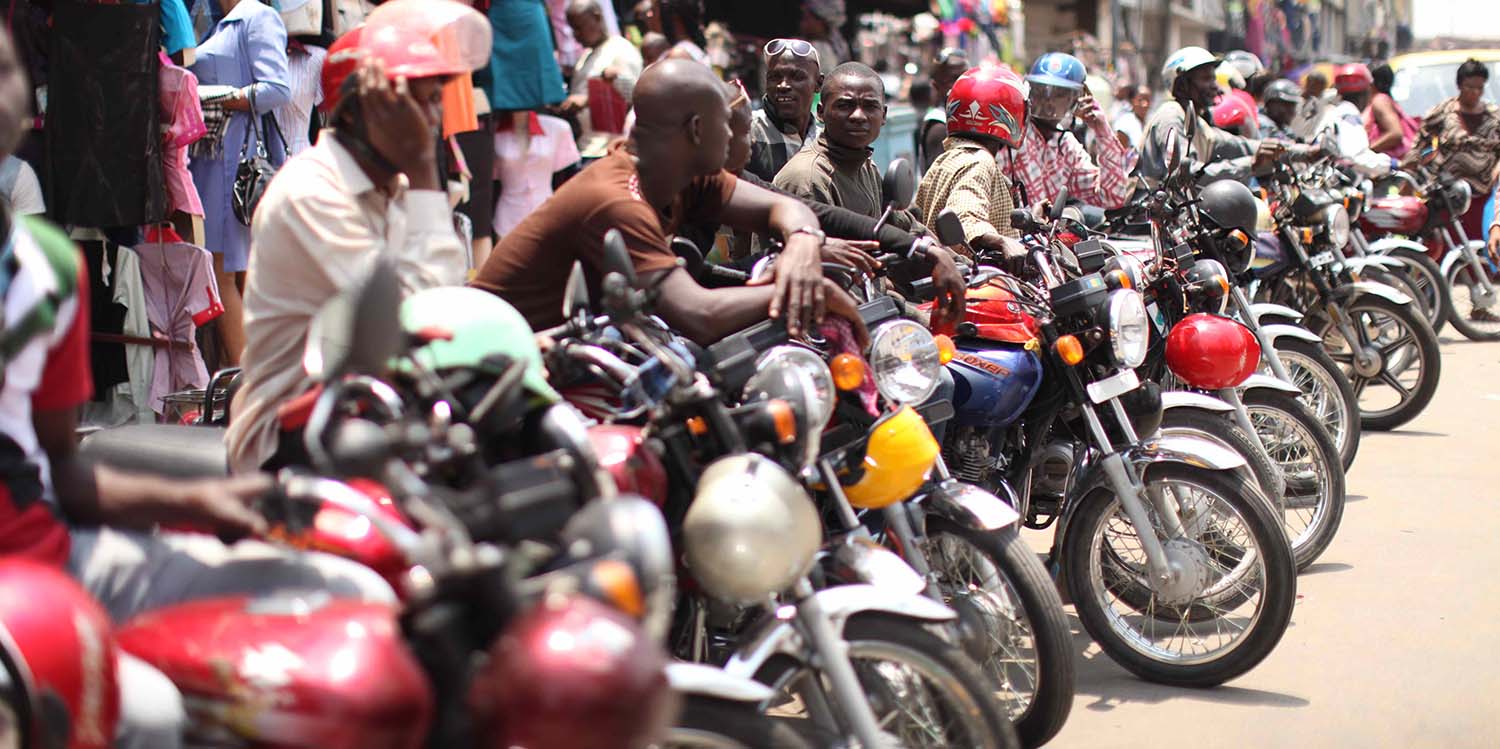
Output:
[1440, 242, 1487, 277]
[1161, 390, 1235, 413]
[666, 662, 775, 703]
[1332, 280, 1411, 306]
[1343, 255, 1405, 274]
[922, 479, 1021, 531]
[1365, 236, 1429, 256]
[1248, 302, 1304, 324]
[831, 537, 927, 596]
[722, 585, 956, 680]
[1239, 373, 1302, 396]
[1261, 323, 1322, 345]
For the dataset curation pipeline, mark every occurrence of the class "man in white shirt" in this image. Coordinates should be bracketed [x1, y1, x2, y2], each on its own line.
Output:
[561, 0, 644, 157]
[227, 9, 476, 472]
[1112, 85, 1152, 150]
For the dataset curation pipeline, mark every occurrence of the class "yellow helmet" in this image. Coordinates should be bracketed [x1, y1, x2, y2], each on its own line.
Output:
[841, 406, 940, 510]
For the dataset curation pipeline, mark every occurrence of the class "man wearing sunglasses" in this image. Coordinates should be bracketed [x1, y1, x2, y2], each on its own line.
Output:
[1004, 52, 1136, 212]
[746, 38, 822, 183]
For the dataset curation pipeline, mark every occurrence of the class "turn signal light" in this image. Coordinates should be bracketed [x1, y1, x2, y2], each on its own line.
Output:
[590, 559, 645, 619]
[1106, 269, 1133, 289]
[766, 399, 798, 445]
[934, 334, 957, 365]
[831, 353, 865, 390]
[1054, 335, 1085, 365]
[1299, 227, 1315, 244]
[1215, 275, 1231, 295]
[686, 416, 708, 436]
[1226, 229, 1251, 250]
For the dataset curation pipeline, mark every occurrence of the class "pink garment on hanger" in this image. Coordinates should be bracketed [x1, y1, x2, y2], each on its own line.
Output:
[133, 231, 223, 412]
[159, 52, 206, 217]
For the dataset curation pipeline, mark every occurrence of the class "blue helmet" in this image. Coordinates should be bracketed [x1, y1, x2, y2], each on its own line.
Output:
[1026, 52, 1086, 90]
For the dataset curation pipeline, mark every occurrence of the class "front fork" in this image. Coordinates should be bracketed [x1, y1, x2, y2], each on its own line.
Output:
[1229, 285, 1295, 382]
[1443, 222, 1498, 304]
[1281, 227, 1380, 373]
[791, 578, 893, 748]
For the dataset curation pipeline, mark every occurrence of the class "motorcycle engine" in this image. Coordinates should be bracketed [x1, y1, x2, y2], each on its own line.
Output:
[941, 427, 995, 484]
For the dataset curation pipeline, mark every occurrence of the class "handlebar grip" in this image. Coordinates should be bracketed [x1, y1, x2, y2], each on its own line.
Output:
[706, 264, 750, 284]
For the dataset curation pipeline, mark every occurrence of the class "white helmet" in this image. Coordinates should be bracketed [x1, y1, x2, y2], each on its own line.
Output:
[1161, 46, 1219, 93]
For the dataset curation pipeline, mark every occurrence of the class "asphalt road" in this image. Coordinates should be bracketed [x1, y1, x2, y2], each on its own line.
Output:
[1040, 334, 1500, 748]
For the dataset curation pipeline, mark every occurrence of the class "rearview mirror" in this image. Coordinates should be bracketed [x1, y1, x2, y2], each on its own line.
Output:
[303, 259, 403, 381]
[881, 158, 917, 210]
[671, 236, 706, 271]
[1166, 132, 1183, 176]
[1183, 100, 1199, 143]
[934, 209, 966, 246]
[601, 228, 637, 288]
[1049, 188, 1070, 220]
[563, 261, 590, 320]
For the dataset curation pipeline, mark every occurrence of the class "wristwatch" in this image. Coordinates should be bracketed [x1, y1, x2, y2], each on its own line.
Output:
[789, 226, 826, 245]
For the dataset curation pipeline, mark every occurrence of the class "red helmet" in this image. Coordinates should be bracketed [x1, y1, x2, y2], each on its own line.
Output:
[1165, 314, 1261, 389]
[946, 65, 1028, 148]
[320, 0, 493, 114]
[1212, 94, 1256, 133]
[0, 560, 119, 749]
[1333, 63, 1374, 94]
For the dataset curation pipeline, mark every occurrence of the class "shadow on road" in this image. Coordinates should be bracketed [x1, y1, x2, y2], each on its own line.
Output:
[1299, 561, 1353, 575]
[1367, 430, 1448, 438]
[1344, 493, 1368, 503]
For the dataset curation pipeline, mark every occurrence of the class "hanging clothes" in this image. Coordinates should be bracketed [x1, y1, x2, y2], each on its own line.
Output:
[159, 53, 207, 218]
[493, 113, 579, 239]
[475, 0, 567, 112]
[133, 228, 222, 414]
[46, 2, 165, 228]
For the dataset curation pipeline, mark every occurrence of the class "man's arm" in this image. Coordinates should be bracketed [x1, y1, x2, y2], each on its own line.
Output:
[718, 178, 827, 335]
[1075, 117, 1138, 210]
[646, 267, 780, 344]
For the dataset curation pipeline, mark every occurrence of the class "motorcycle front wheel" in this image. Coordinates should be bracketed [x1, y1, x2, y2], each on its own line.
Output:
[1240, 389, 1346, 570]
[1313, 294, 1441, 431]
[1270, 337, 1361, 470]
[923, 518, 1074, 748]
[666, 697, 816, 749]
[1444, 251, 1500, 341]
[1063, 463, 1297, 687]
[1157, 405, 1284, 513]
[755, 613, 1021, 749]
[1384, 247, 1451, 336]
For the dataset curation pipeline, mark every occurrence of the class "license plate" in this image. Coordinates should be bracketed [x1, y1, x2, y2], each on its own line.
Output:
[1086, 368, 1140, 404]
[1309, 251, 1338, 269]
[1147, 301, 1166, 333]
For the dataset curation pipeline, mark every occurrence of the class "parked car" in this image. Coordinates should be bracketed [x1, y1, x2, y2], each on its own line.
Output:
[1388, 49, 1500, 120]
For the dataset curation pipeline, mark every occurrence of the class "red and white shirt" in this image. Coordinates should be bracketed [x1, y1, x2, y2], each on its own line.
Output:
[1002, 119, 1138, 211]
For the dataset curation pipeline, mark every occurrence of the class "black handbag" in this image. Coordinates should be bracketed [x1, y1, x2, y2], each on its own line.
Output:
[231, 81, 287, 226]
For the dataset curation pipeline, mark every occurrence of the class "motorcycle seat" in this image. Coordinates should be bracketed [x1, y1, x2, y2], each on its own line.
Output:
[80, 424, 229, 479]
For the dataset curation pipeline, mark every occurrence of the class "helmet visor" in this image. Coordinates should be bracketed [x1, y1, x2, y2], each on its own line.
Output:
[1029, 83, 1076, 122]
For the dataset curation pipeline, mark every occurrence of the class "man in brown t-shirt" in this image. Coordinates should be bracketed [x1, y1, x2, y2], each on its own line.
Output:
[472, 58, 864, 345]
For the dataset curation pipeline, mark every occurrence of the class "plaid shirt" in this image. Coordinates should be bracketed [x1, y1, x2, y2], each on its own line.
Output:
[915, 136, 1019, 250]
[747, 106, 819, 183]
[1004, 120, 1137, 210]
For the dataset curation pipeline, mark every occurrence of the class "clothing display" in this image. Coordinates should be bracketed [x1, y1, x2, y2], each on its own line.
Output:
[493, 113, 581, 239]
[108, 247, 156, 425]
[133, 230, 223, 414]
[915, 136, 1019, 245]
[274, 43, 326, 155]
[189, 0, 291, 273]
[0, 158, 45, 216]
[159, 53, 207, 218]
[476, 0, 567, 112]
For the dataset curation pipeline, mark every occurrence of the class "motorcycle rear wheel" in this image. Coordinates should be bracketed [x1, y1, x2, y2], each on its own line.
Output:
[754, 613, 1021, 749]
[1311, 295, 1441, 431]
[1270, 337, 1361, 471]
[1444, 253, 1500, 342]
[1240, 389, 1346, 570]
[923, 519, 1074, 748]
[1384, 248, 1451, 336]
[1063, 463, 1297, 687]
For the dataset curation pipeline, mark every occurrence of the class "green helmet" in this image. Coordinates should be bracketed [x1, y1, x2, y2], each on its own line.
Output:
[396, 287, 560, 404]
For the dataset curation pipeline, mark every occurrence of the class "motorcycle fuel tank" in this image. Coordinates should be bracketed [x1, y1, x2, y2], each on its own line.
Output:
[948, 343, 1044, 428]
[587, 424, 669, 507]
[116, 596, 431, 749]
[1360, 194, 1428, 235]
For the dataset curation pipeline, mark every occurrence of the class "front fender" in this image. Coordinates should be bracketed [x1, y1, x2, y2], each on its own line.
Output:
[1332, 280, 1411, 306]
[1248, 302, 1304, 324]
[666, 662, 776, 703]
[1439, 242, 1487, 278]
[1366, 236, 1429, 256]
[1343, 255, 1405, 274]
[1161, 390, 1234, 413]
[722, 585, 956, 680]
[1260, 323, 1322, 345]
[922, 479, 1021, 531]
[1239, 373, 1302, 396]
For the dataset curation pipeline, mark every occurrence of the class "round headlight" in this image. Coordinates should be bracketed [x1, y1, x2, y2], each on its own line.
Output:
[1107, 290, 1150, 368]
[746, 346, 834, 431]
[1451, 180, 1473, 216]
[1324, 203, 1351, 249]
[681, 454, 821, 603]
[869, 320, 942, 405]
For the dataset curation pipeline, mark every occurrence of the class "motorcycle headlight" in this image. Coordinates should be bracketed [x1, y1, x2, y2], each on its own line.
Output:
[1450, 180, 1473, 215]
[869, 320, 942, 405]
[1107, 289, 1150, 368]
[1323, 203, 1351, 249]
[745, 346, 834, 432]
[682, 454, 821, 603]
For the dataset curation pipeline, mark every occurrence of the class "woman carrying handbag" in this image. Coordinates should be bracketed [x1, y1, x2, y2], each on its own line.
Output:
[189, 0, 290, 366]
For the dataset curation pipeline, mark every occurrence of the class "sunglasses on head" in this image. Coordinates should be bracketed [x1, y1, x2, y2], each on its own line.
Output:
[765, 38, 815, 58]
[727, 79, 749, 108]
[936, 47, 968, 65]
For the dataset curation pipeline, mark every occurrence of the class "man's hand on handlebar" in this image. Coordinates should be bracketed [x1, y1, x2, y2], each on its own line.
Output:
[753, 231, 825, 337]
[1252, 140, 1287, 170]
[927, 246, 966, 329]
[822, 239, 882, 275]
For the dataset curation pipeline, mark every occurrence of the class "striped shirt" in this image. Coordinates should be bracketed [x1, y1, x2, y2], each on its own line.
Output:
[915, 136, 1019, 251]
[274, 45, 326, 156]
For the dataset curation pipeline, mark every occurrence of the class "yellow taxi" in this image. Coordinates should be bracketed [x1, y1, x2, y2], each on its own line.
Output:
[1388, 49, 1500, 120]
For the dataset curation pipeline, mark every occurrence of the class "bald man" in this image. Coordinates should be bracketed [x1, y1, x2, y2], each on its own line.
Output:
[471, 59, 864, 345]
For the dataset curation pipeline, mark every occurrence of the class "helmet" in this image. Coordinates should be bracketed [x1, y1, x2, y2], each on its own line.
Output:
[1213, 94, 1256, 132]
[1165, 314, 1261, 389]
[0, 560, 119, 749]
[1198, 179, 1261, 236]
[1333, 63, 1374, 94]
[1263, 78, 1303, 104]
[1026, 52, 1086, 90]
[1161, 46, 1219, 93]
[946, 65, 1028, 148]
[840, 406, 940, 510]
[1223, 50, 1265, 81]
[320, 0, 493, 114]
[1215, 62, 1246, 91]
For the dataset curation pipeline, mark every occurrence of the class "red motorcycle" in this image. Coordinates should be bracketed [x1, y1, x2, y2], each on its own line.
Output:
[1359, 168, 1500, 340]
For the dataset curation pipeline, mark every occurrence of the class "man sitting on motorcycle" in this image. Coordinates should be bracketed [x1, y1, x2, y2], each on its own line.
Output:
[0, 24, 393, 749]
[228, 9, 479, 472]
[1004, 52, 1136, 211]
[1260, 78, 1303, 141]
[1316, 64, 1400, 178]
[471, 58, 867, 346]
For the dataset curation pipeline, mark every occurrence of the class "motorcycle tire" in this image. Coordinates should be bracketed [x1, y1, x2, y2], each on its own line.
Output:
[924, 518, 1074, 748]
[1444, 253, 1500, 342]
[754, 613, 1021, 749]
[1240, 389, 1346, 570]
[1359, 265, 1432, 327]
[1270, 337, 1361, 471]
[666, 696, 816, 749]
[1384, 248, 1451, 337]
[1063, 462, 1297, 687]
[1309, 294, 1442, 431]
[1157, 406, 1284, 515]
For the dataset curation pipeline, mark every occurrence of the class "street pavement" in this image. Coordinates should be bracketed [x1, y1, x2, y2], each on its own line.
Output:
[1039, 334, 1500, 748]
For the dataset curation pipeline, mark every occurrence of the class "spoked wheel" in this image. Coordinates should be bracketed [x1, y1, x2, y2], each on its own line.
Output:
[1240, 389, 1346, 570]
[924, 519, 1074, 748]
[1444, 249, 1500, 342]
[1360, 265, 1432, 326]
[1157, 405, 1284, 511]
[1384, 248, 1451, 336]
[1063, 463, 1297, 687]
[1311, 295, 1441, 431]
[755, 614, 1021, 749]
[1269, 337, 1361, 471]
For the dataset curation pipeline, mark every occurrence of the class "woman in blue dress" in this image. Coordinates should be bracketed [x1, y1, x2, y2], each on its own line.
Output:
[189, 0, 289, 364]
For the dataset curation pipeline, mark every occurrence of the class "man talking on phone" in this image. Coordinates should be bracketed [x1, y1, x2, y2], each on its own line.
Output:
[228, 1, 481, 473]
[1004, 52, 1137, 211]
